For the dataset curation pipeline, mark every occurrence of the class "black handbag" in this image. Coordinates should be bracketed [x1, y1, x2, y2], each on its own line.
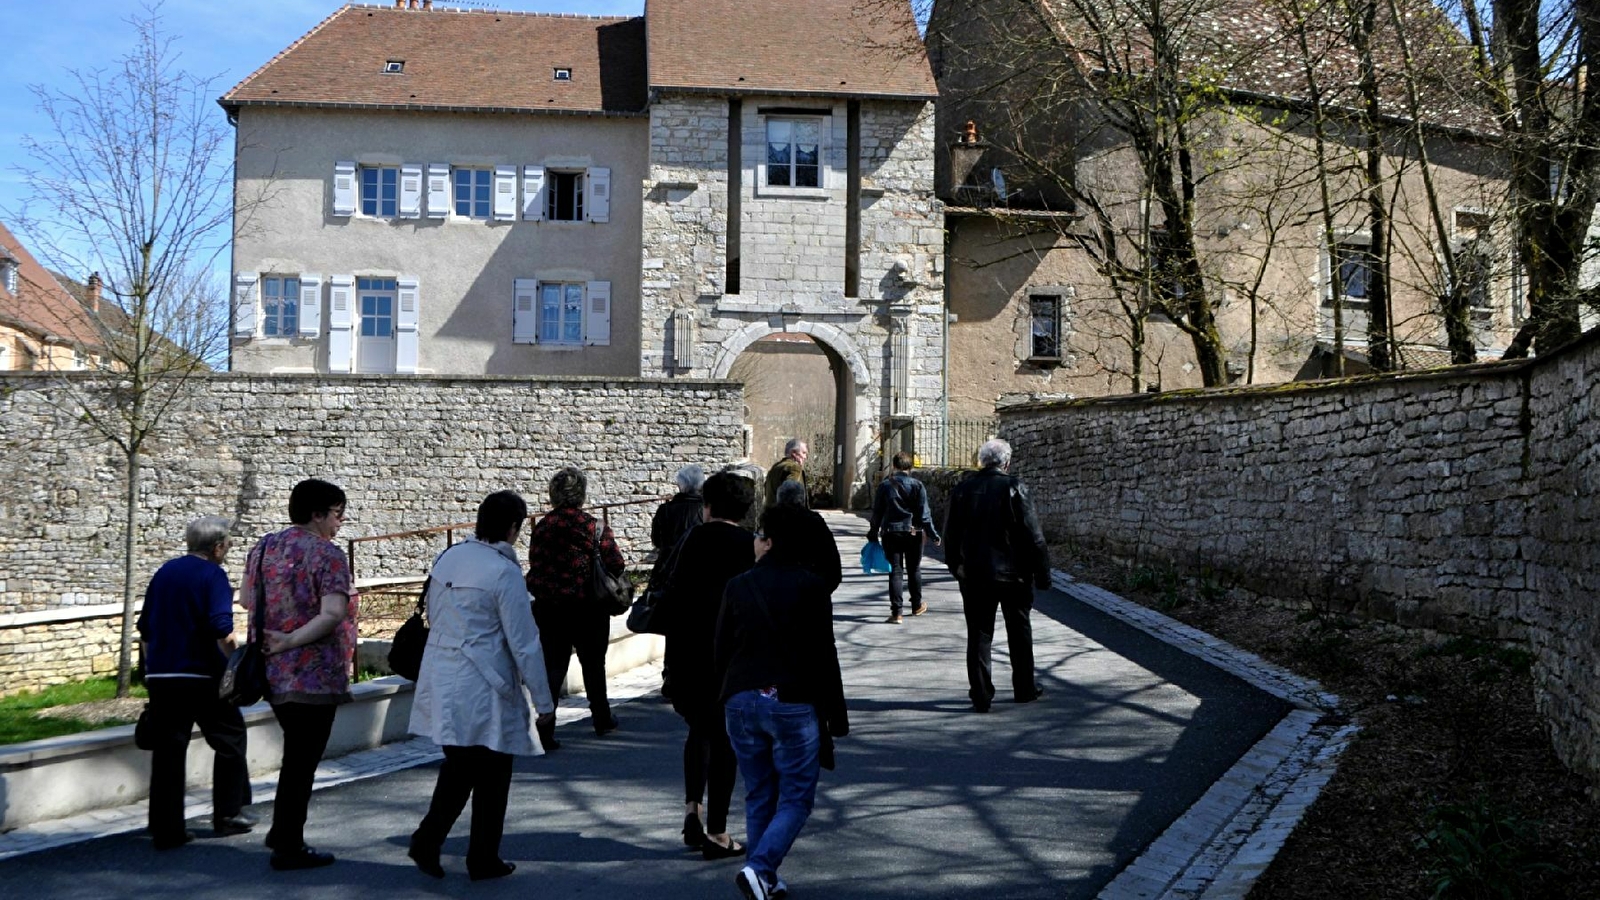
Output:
[219, 537, 271, 706]
[133, 703, 159, 750]
[388, 574, 433, 682]
[589, 519, 633, 616]
[626, 589, 669, 635]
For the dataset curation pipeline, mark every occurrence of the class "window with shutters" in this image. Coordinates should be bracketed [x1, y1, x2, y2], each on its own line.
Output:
[453, 168, 493, 219]
[260, 276, 301, 337]
[359, 278, 397, 337]
[547, 171, 585, 221]
[538, 282, 585, 344]
[360, 165, 400, 218]
[766, 118, 823, 188]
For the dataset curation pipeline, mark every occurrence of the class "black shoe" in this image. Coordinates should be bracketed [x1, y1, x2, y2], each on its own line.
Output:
[593, 715, 619, 736]
[407, 833, 445, 879]
[214, 813, 257, 836]
[269, 845, 336, 871]
[683, 811, 706, 849]
[701, 837, 746, 860]
[1016, 686, 1045, 703]
[152, 829, 196, 851]
[467, 859, 516, 881]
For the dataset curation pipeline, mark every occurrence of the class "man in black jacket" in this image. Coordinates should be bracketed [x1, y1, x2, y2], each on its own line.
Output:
[943, 438, 1051, 713]
[866, 451, 941, 623]
[716, 503, 848, 900]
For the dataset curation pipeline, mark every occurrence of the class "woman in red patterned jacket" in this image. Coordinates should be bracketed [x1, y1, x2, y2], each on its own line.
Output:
[525, 466, 626, 740]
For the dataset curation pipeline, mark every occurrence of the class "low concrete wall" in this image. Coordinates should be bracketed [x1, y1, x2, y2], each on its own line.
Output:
[0, 677, 415, 832]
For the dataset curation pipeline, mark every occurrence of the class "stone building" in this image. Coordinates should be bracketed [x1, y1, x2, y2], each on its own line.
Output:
[0, 221, 109, 372]
[223, 0, 943, 501]
[926, 0, 1534, 418]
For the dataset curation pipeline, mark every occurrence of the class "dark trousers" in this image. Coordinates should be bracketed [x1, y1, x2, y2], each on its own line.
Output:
[883, 531, 925, 616]
[266, 702, 337, 851]
[958, 579, 1037, 706]
[534, 602, 612, 723]
[146, 677, 250, 840]
[683, 705, 737, 834]
[413, 745, 515, 868]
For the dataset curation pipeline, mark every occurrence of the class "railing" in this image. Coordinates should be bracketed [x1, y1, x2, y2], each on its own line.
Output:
[345, 496, 670, 583]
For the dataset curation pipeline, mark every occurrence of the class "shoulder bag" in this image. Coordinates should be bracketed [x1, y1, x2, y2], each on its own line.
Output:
[387, 573, 434, 682]
[219, 536, 271, 706]
[589, 518, 634, 616]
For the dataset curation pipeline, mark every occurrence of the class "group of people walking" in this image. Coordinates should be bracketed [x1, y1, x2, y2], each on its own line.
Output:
[134, 436, 1048, 899]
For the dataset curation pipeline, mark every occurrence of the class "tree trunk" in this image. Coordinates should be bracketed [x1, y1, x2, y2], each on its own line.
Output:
[116, 449, 141, 698]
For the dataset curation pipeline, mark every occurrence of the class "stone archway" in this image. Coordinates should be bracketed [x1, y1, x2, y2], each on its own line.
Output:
[714, 321, 873, 507]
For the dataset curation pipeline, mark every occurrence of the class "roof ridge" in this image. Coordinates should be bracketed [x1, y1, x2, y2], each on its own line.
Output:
[347, 3, 634, 21]
[222, 4, 353, 102]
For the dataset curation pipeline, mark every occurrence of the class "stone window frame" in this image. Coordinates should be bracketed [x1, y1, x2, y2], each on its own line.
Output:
[756, 113, 831, 199]
[1024, 285, 1071, 366]
[1322, 230, 1373, 310]
[1449, 208, 1497, 322]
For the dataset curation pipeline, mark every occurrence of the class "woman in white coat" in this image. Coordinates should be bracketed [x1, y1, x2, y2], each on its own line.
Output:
[407, 491, 556, 882]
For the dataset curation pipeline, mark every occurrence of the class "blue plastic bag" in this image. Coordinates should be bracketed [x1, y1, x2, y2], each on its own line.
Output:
[860, 541, 892, 574]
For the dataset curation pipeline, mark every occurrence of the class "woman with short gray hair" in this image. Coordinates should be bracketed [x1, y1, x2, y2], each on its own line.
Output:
[137, 515, 253, 850]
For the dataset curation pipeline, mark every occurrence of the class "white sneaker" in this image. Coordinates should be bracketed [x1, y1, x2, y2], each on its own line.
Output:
[736, 865, 770, 900]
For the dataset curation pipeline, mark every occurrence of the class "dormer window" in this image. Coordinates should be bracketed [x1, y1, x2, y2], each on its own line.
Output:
[0, 259, 16, 295]
[383, 60, 405, 74]
[553, 67, 572, 82]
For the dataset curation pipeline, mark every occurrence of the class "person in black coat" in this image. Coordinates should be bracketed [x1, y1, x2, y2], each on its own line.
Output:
[652, 464, 706, 553]
[773, 479, 842, 595]
[943, 438, 1051, 713]
[717, 502, 849, 900]
[866, 451, 942, 623]
[658, 470, 756, 859]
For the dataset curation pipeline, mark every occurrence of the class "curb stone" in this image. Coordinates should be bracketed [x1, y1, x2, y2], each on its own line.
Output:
[1048, 571, 1358, 900]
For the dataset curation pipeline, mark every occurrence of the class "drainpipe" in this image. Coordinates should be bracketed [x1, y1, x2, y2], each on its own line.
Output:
[942, 222, 952, 466]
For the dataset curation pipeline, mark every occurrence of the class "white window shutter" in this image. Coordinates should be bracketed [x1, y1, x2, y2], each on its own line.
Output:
[399, 163, 423, 218]
[298, 273, 323, 336]
[493, 165, 518, 221]
[585, 280, 611, 346]
[513, 278, 539, 344]
[333, 161, 356, 217]
[233, 273, 259, 337]
[328, 275, 355, 373]
[588, 167, 610, 223]
[396, 276, 420, 374]
[522, 166, 546, 221]
[426, 163, 449, 218]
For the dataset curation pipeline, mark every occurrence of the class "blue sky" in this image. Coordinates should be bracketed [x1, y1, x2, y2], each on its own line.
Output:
[0, 0, 644, 256]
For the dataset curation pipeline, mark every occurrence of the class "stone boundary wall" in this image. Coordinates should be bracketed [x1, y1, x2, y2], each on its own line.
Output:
[0, 373, 743, 694]
[996, 331, 1600, 787]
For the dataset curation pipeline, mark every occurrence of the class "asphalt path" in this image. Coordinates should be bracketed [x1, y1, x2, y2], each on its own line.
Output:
[0, 513, 1286, 899]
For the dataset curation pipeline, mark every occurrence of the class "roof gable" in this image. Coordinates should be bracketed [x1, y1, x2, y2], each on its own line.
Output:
[646, 0, 938, 100]
[221, 5, 648, 116]
[0, 221, 105, 352]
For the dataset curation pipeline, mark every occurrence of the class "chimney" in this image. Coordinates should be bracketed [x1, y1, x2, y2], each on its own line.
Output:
[408, 0, 419, 8]
[948, 120, 991, 197]
[86, 272, 102, 314]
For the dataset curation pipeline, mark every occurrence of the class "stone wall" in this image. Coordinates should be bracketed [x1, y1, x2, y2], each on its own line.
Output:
[996, 330, 1600, 786]
[0, 373, 743, 693]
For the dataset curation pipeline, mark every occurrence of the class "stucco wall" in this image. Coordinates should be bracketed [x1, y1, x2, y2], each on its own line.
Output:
[0, 373, 743, 692]
[997, 330, 1600, 786]
[231, 107, 649, 377]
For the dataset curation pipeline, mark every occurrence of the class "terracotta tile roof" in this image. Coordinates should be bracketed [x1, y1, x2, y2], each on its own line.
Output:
[0, 221, 105, 352]
[221, 5, 647, 116]
[646, 0, 937, 100]
[1039, 0, 1496, 133]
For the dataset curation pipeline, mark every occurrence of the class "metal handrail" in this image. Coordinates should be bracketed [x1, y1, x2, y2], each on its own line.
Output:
[345, 496, 671, 582]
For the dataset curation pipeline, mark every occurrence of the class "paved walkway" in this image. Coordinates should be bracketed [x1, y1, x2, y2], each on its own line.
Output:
[0, 514, 1324, 899]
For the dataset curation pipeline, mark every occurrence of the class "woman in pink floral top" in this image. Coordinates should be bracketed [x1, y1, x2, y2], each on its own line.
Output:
[241, 478, 352, 872]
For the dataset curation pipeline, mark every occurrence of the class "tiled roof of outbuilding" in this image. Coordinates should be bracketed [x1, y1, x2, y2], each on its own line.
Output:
[220, 5, 648, 116]
[646, 0, 938, 100]
[0, 221, 105, 351]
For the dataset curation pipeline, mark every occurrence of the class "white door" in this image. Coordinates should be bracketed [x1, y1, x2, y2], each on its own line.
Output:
[356, 277, 397, 374]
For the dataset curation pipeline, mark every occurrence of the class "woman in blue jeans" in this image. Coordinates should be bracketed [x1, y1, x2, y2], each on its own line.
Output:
[715, 503, 849, 900]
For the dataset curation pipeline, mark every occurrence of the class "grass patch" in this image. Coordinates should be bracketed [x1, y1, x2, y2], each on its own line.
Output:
[0, 678, 147, 746]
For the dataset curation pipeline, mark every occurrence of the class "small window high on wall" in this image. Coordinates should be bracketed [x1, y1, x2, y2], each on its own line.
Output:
[1326, 239, 1373, 307]
[1029, 294, 1063, 361]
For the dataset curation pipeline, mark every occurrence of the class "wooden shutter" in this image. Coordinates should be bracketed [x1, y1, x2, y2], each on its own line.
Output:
[522, 166, 546, 221]
[232, 273, 258, 337]
[584, 280, 611, 346]
[399, 163, 423, 218]
[426, 163, 449, 218]
[298, 273, 323, 336]
[396, 277, 420, 373]
[587, 167, 610, 223]
[493, 165, 518, 221]
[328, 275, 355, 373]
[332, 161, 356, 217]
[513, 279, 539, 344]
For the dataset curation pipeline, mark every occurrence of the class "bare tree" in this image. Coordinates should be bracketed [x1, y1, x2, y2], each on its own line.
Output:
[9, 4, 257, 696]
